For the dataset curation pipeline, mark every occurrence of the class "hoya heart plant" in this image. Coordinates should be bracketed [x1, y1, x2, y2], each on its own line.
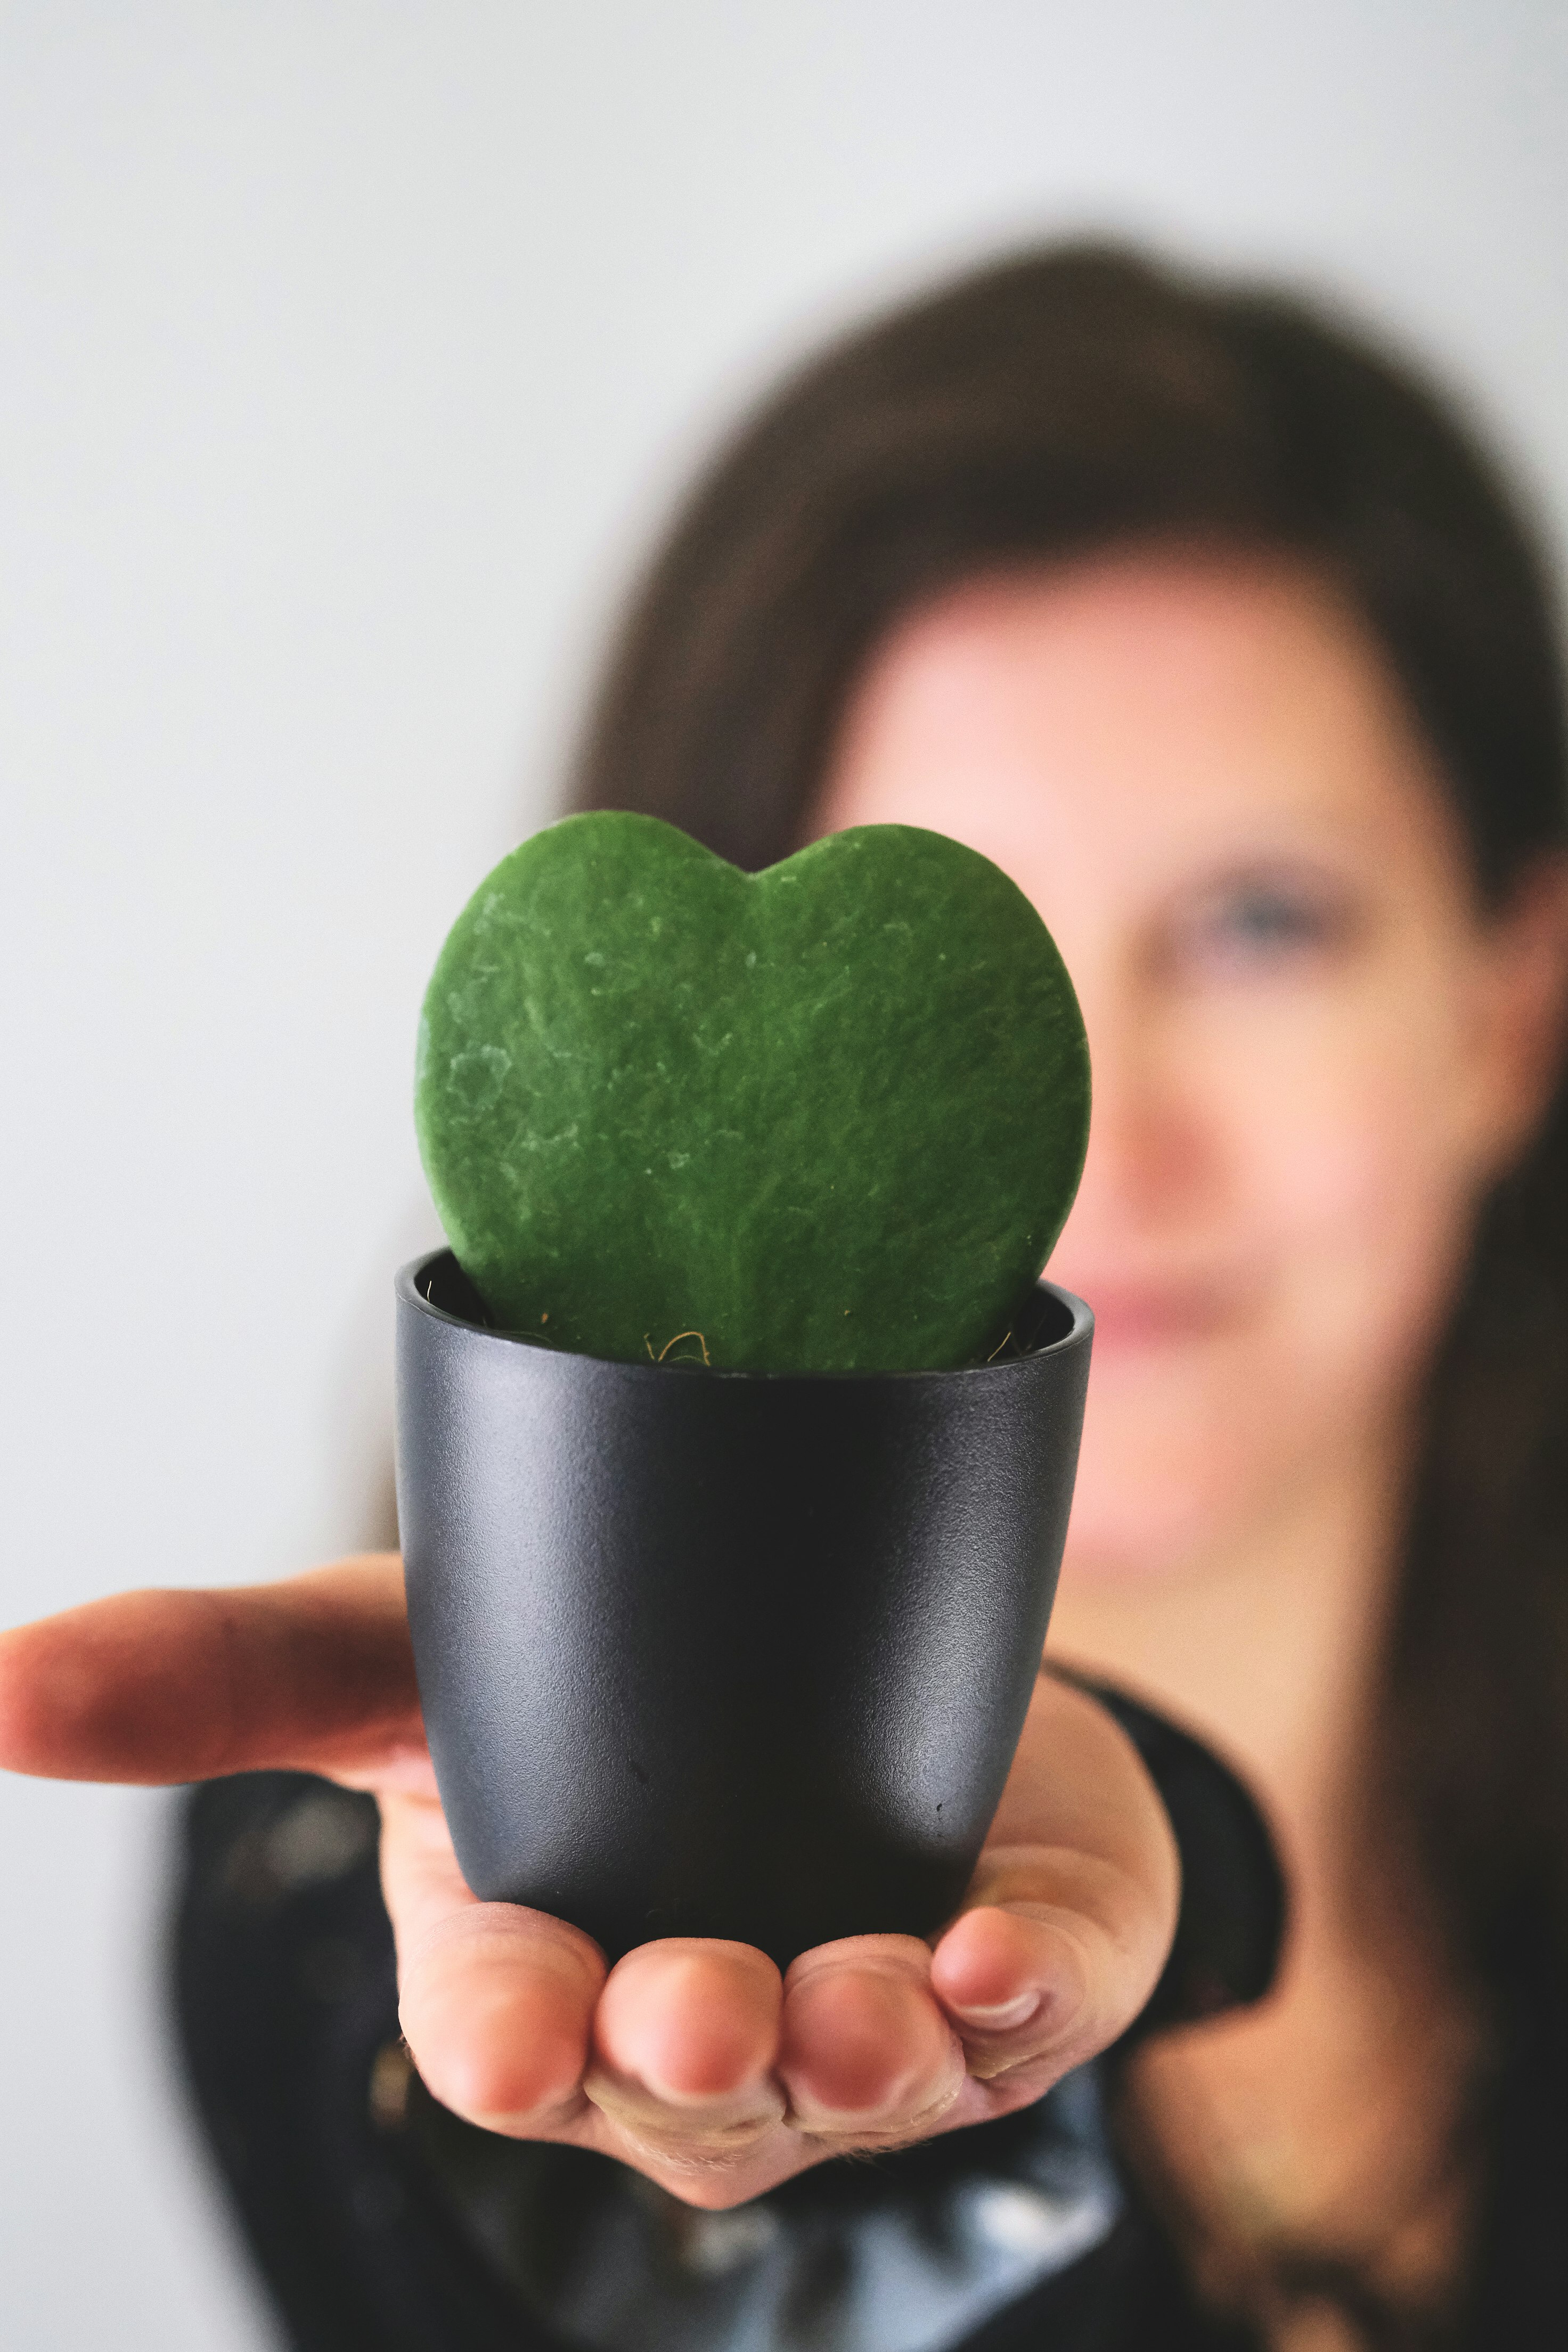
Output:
[414, 812, 1089, 1375]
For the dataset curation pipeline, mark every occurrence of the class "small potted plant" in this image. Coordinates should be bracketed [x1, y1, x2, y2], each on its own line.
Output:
[396, 813, 1092, 1966]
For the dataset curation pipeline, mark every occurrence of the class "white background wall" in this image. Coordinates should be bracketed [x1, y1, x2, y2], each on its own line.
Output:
[2, 4, 1564, 2342]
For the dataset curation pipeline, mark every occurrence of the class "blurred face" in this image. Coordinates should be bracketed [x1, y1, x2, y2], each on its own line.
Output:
[816, 553, 1560, 1581]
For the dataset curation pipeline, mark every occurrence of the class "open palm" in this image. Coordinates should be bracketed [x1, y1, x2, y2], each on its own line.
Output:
[0, 1555, 1177, 2209]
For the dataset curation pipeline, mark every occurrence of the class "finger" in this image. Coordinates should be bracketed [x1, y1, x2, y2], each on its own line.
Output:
[925, 1672, 1180, 2090]
[928, 1874, 1103, 2086]
[0, 1557, 420, 1785]
[930, 1836, 1178, 2094]
[379, 1778, 603, 2129]
[586, 1940, 786, 2162]
[779, 1936, 965, 2146]
[398, 1902, 606, 2134]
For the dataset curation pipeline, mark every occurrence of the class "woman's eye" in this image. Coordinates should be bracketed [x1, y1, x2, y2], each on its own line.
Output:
[1165, 872, 1359, 977]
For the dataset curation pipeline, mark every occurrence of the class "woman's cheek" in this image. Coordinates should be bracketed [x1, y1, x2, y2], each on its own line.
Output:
[1061, 1009, 1483, 1575]
[1239, 1009, 1488, 1407]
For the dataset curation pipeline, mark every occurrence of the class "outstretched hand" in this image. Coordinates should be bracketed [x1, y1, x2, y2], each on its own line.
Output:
[0, 1557, 1178, 2209]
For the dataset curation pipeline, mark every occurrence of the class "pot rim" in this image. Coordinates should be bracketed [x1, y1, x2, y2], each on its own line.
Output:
[397, 1248, 1091, 1387]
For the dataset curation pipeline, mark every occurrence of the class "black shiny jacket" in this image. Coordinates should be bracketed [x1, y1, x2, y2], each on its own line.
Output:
[169, 1692, 1563, 2351]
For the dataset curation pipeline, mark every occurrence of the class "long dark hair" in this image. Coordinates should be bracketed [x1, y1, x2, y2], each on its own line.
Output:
[568, 244, 1568, 2006]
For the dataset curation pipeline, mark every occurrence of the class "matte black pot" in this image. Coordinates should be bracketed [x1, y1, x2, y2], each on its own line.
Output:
[395, 1250, 1092, 1966]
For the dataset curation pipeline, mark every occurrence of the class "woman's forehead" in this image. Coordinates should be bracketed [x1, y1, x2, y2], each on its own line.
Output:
[820, 550, 1462, 891]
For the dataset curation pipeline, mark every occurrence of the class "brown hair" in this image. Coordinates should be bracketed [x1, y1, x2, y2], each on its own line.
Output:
[568, 243, 1568, 2002]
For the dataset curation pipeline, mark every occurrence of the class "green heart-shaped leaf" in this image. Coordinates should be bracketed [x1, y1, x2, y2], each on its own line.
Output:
[415, 813, 1089, 1372]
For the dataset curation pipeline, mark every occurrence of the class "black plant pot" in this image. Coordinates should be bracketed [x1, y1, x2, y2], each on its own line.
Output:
[395, 1250, 1092, 1967]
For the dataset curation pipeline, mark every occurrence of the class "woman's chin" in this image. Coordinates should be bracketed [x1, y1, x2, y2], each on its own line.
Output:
[1050, 1300, 1358, 1587]
[1056, 1401, 1284, 1589]
[1057, 1498, 1227, 1589]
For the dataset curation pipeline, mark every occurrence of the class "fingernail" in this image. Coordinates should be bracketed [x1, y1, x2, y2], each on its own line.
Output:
[949, 1988, 1042, 2032]
[788, 2071, 963, 2138]
[584, 2063, 786, 2137]
[583, 2070, 785, 2154]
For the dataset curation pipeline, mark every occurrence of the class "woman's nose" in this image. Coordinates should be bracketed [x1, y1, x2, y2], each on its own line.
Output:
[1058, 992, 1218, 1244]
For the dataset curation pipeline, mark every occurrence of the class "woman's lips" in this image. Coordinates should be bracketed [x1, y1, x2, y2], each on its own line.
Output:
[1049, 1277, 1246, 1351]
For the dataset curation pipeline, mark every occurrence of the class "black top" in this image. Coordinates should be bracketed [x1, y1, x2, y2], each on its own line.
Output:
[168, 1692, 1563, 2351]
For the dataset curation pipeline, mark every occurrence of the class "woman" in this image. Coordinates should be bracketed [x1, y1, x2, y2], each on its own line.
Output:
[2, 246, 1564, 2350]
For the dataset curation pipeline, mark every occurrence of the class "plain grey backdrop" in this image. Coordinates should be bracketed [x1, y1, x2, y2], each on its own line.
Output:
[2, 3, 1565, 2342]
